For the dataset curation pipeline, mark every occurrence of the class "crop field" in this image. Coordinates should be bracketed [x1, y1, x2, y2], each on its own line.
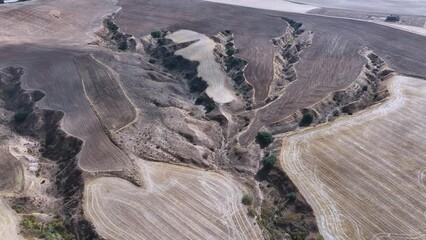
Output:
[2, 0, 426, 239]
[292, 0, 426, 15]
[84, 161, 262, 240]
[0, 0, 118, 43]
[74, 55, 136, 131]
[116, 0, 426, 146]
[166, 30, 235, 103]
[0, 45, 133, 173]
[281, 76, 426, 239]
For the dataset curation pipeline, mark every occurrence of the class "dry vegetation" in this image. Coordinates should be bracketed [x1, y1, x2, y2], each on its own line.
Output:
[281, 76, 426, 239]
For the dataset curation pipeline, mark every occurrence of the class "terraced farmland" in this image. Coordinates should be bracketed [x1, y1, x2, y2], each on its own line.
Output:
[84, 161, 262, 240]
[281, 76, 426, 239]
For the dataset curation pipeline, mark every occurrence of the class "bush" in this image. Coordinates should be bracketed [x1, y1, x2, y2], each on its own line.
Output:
[21, 215, 40, 230]
[262, 154, 277, 168]
[226, 48, 235, 56]
[21, 215, 73, 240]
[189, 77, 208, 93]
[287, 192, 297, 203]
[300, 111, 314, 126]
[242, 194, 253, 205]
[14, 112, 29, 123]
[256, 132, 274, 148]
[151, 30, 162, 38]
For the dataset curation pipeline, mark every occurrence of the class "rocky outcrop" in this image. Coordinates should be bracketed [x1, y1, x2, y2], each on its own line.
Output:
[269, 48, 393, 135]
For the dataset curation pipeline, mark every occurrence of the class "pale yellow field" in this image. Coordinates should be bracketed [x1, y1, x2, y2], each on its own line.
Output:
[281, 76, 426, 239]
[166, 30, 235, 104]
[84, 160, 263, 240]
[0, 199, 24, 240]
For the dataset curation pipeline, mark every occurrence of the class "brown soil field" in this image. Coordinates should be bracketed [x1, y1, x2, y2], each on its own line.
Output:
[0, 45, 133, 173]
[84, 161, 263, 240]
[281, 76, 426, 239]
[74, 55, 136, 131]
[114, 0, 426, 146]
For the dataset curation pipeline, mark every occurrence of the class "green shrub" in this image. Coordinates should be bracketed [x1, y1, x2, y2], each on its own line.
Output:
[317, 235, 325, 240]
[189, 77, 208, 93]
[300, 112, 314, 126]
[242, 194, 253, 205]
[256, 132, 274, 148]
[14, 112, 29, 123]
[226, 48, 235, 56]
[287, 192, 297, 203]
[151, 30, 162, 38]
[21, 215, 40, 230]
[262, 155, 277, 168]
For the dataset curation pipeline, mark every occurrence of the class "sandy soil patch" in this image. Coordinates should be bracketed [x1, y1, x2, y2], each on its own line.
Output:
[167, 29, 235, 104]
[281, 76, 426, 239]
[84, 160, 262, 240]
[0, 198, 24, 240]
[202, 0, 317, 13]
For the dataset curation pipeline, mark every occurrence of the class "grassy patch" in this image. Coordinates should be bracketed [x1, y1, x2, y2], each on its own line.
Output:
[20, 215, 74, 240]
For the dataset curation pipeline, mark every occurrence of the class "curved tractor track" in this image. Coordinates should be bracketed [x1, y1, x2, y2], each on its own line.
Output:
[281, 76, 426, 240]
[84, 161, 263, 240]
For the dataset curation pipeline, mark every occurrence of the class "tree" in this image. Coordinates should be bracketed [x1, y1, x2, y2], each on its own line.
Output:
[300, 111, 314, 126]
[14, 112, 29, 123]
[151, 30, 162, 38]
[256, 131, 274, 148]
[262, 154, 277, 168]
[242, 194, 253, 205]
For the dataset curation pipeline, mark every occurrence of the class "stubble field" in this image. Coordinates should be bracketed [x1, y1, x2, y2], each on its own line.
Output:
[281, 76, 426, 239]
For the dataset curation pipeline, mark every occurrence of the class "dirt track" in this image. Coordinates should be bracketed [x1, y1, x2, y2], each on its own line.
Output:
[281, 76, 426, 239]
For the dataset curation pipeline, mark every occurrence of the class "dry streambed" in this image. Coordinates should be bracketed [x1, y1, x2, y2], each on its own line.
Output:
[166, 29, 235, 104]
[84, 161, 262, 240]
[281, 76, 426, 239]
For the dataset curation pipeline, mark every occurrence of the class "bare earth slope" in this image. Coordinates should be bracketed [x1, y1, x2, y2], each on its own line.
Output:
[281, 76, 426, 239]
[84, 161, 263, 240]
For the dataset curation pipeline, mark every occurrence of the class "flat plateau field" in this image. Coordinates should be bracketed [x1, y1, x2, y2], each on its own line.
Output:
[281, 76, 426, 239]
